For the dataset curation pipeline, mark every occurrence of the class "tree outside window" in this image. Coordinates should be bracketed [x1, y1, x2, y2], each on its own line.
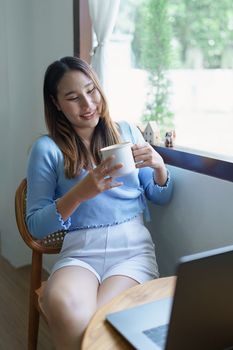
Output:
[108, 0, 233, 157]
[132, 0, 174, 136]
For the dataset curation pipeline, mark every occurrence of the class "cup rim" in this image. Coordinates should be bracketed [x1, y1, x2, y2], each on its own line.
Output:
[100, 142, 132, 152]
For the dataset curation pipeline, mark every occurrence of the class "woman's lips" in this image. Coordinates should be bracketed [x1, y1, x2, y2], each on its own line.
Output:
[80, 110, 96, 120]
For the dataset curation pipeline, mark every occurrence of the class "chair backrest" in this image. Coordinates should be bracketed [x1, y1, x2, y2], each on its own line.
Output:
[15, 178, 67, 254]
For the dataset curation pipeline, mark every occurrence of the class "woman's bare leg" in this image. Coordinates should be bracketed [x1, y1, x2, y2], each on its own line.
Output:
[97, 275, 139, 309]
[42, 266, 99, 350]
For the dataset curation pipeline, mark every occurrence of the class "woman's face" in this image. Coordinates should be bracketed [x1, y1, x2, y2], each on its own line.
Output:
[55, 70, 102, 137]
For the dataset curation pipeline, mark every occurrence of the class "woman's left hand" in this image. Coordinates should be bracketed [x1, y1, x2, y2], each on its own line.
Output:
[132, 142, 165, 170]
[132, 143, 168, 186]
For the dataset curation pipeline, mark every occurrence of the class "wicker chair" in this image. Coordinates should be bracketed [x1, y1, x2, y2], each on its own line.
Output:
[15, 178, 67, 350]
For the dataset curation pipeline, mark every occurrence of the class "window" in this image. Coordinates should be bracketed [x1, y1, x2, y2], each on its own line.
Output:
[106, 0, 233, 161]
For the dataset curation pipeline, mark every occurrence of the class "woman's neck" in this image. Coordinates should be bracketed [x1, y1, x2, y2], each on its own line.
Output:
[75, 128, 94, 148]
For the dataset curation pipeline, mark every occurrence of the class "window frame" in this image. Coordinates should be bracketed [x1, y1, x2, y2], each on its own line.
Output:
[154, 146, 233, 182]
[73, 0, 92, 63]
[73, 0, 233, 183]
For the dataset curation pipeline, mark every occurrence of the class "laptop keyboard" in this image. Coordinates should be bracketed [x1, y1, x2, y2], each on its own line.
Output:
[143, 324, 168, 349]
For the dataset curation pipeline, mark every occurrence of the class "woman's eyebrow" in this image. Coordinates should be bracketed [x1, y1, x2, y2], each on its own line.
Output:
[64, 82, 94, 97]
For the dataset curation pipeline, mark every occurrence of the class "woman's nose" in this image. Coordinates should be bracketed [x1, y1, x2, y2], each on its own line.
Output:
[81, 94, 92, 110]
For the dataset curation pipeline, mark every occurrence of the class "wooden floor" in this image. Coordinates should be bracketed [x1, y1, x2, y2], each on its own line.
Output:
[0, 255, 53, 349]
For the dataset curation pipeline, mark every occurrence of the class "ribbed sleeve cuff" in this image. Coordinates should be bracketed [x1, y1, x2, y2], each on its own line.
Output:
[154, 169, 171, 191]
[55, 201, 71, 230]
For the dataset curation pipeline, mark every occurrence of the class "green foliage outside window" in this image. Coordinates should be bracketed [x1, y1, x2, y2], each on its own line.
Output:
[132, 0, 233, 133]
[169, 0, 233, 69]
[132, 0, 174, 134]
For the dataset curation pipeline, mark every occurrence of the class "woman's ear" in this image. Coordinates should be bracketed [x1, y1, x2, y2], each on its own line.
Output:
[50, 95, 61, 111]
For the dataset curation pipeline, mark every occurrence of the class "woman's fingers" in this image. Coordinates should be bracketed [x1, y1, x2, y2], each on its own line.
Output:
[132, 143, 150, 164]
[86, 156, 123, 194]
[132, 143, 165, 169]
[96, 156, 123, 179]
[104, 176, 123, 190]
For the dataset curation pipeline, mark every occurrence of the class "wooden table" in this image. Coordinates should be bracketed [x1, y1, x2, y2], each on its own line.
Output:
[81, 276, 176, 350]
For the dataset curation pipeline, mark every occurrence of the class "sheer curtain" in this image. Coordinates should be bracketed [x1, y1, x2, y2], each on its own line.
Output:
[88, 0, 120, 94]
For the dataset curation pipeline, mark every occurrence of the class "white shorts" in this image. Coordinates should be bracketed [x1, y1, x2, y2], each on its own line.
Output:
[50, 215, 159, 283]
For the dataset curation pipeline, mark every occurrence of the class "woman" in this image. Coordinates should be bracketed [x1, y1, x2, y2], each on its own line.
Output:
[26, 56, 173, 350]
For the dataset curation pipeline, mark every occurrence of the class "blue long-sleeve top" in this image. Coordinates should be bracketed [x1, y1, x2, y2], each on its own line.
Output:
[26, 121, 173, 238]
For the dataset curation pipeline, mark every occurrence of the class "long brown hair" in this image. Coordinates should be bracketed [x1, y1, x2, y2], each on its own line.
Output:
[43, 56, 121, 178]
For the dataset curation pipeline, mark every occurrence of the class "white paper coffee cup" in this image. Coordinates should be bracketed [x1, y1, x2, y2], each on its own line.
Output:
[100, 142, 135, 177]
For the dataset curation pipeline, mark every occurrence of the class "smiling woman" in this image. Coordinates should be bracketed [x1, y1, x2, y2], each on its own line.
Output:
[43, 56, 121, 178]
[53, 70, 102, 134]
[26, 55, 173, 350]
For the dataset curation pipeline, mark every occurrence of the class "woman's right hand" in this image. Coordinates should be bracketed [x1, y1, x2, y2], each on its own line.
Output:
[78, 155, 124, 200]
[56, 156, 123, 221]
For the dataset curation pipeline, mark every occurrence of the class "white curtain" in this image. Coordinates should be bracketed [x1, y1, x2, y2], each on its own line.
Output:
[88, 0, 120, 94]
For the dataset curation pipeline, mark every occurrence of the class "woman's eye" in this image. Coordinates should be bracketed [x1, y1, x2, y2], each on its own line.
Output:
[87, 87, 95, 94]
[67, 96, 79, 101]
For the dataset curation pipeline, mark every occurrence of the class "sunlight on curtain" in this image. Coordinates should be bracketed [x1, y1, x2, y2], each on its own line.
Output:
[88, 0, 120, 94]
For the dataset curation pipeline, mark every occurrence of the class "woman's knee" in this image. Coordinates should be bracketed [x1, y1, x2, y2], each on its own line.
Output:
[43, 286, 96, 331]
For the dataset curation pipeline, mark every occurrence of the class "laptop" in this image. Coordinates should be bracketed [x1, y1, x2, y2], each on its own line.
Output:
[106, 245, 233, 350]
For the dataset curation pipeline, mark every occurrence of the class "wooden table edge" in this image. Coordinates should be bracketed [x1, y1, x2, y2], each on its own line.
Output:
[82, 276, 176, 350]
